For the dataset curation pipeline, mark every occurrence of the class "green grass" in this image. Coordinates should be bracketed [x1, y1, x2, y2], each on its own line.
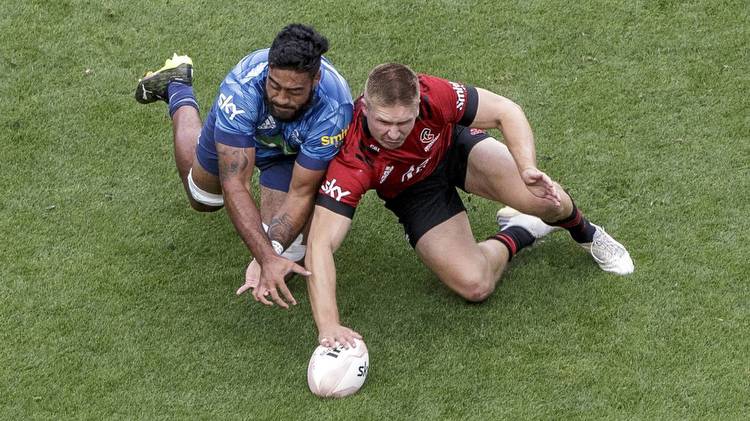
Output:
[2, 0, 748, 419]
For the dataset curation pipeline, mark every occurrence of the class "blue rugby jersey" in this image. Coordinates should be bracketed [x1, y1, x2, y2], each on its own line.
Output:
[196, 49, 353, 174]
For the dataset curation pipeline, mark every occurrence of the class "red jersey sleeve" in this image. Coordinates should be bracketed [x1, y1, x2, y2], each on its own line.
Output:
[418, 75, 479, 127]
[315, 154, 372, 219]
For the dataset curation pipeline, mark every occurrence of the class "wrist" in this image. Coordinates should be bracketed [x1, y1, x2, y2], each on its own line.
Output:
[518, 164, 537, 174]
[255, 244, 281, 265]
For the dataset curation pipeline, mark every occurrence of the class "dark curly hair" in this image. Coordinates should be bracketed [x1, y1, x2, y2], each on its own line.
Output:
[268, 24, 329, 77]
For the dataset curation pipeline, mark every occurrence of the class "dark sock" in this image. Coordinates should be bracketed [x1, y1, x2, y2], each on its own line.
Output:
[167, 82, 199, 117]
[489, 226, 535, 261]
[548, 205, 596, 243]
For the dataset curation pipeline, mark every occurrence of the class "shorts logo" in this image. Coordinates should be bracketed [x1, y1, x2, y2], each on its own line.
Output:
[218, 93, 246, 121]
[401, 158, 430, 183]
[321, 178, 351, 201]
[420, 128, 440, 152]
[469, 128, 486, 136]
[321, 128, 348, 147]
[449, 81, 466, 111]
[380, 165, 394, 184]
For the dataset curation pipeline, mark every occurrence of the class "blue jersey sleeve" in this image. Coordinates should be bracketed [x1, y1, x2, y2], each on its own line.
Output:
[297, 102, 354, 171]
[213, 78, 260, 149]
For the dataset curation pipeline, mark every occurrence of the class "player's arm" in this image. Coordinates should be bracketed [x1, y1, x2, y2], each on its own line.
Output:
[469, 88, 537, 173]
[217, 142, 309, 308]
[469, 88, 561, 205]
[267, 101, 353, 248]
[215, 142, 276, 262]
[305, 204, 362, 348]
[249, 164, 325, 307]
[266, 164, 326, 249]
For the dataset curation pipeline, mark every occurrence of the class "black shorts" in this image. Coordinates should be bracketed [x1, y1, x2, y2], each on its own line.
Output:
[384, 126, 490, 247]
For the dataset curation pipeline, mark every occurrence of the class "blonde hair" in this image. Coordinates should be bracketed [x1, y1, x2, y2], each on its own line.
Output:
[364, 63, 419, 107]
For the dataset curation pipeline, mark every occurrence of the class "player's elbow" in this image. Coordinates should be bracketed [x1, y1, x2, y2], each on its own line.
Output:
[497, 97, 525, 124]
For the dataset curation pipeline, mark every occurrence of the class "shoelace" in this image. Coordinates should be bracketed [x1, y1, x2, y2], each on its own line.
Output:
[592, 231, 625, 262]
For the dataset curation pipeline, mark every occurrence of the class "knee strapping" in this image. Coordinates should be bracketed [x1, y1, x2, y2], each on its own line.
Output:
[187, 168, 224, 207]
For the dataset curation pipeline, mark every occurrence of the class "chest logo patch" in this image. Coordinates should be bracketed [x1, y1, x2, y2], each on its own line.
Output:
[420, 128, 440, 152]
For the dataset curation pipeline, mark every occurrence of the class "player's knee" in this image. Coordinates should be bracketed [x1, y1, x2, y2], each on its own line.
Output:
[187, 168, 224, 210]
[188, 200, 222, 213]
[461, 283, 495, 303]
[453, 274, 495, 303]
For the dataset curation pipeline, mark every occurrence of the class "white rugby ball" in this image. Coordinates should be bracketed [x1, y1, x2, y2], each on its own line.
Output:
[307, 339, 369, 398]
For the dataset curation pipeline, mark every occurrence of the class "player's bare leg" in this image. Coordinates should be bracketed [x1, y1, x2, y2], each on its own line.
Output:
[415, 212, 507, 302]
[172, 107, 222, 212]
[135, 54, 221, 212]
[465, 138, 572, 221]
[465, 138, 633, 275]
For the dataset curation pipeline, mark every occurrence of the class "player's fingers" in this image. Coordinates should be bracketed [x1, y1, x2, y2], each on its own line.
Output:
[339, 335, 351, 349]
[236, 282, 252, 296]
[543, 193, 561, 208]
[277, 282, 297, 306]
[343, 334, 358, 349]
[268, 288, 288, 309]
[291, 263, 312, 277]
[254, 286, 273, 305]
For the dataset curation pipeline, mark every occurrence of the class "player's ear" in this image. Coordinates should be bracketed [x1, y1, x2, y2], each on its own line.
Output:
[313, 69, 321, 85]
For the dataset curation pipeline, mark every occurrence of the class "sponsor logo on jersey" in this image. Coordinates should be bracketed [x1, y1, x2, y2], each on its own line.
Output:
[419, 128, 440, 152]
[401, 158, 431, 183]
[368, 143, 381, 153]
[321, 178, 351, 201]
[258, 115, 276, 130]
[218, 94, 246, 121]
[449, 81, 466, 111]
[379, 165, 394, 184]
[321, 128, 348, 147]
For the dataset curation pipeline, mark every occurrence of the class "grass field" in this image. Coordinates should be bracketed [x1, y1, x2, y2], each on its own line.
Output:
[2, 0, 748, 419]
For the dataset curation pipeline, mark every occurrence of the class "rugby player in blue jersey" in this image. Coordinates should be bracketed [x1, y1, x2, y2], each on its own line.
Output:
[135, 24, 353, 308]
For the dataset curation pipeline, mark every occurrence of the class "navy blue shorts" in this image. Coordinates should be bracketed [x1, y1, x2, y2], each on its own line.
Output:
[196, 134, 295, 192]
[256, 155, 295, 192]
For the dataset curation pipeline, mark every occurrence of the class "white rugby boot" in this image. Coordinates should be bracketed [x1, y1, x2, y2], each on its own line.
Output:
[579, 224, 634, 275]
[496, 206, 561, 239]
[497, 207, 560, 239]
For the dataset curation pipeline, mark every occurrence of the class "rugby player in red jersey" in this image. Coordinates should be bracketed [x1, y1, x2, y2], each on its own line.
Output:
[298, 63, 633, 347]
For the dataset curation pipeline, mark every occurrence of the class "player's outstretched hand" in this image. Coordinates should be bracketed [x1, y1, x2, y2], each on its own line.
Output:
[318, 324, 363, 349]
[520, 167, 561, 207]
[252, 255, 311, 309]
[236, 258, 261, 296]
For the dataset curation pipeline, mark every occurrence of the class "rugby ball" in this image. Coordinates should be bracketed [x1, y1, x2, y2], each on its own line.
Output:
[307, 339, 369, 398]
